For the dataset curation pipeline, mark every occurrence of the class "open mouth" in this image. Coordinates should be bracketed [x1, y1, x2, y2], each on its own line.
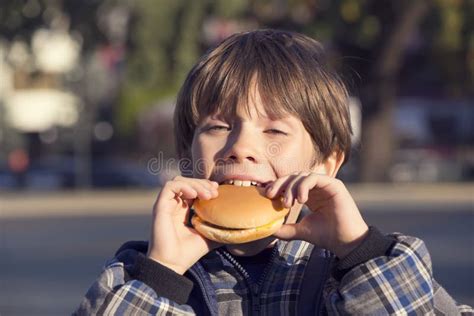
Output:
[220, 179, 267, 187]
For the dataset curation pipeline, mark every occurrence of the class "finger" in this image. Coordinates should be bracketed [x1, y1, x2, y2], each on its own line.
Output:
[307, 174, 345, 202]
[208, 179, 219, 188]
[186, 225, 223, 252]
[156, 180, 211, 216]
[190, 177, 219, 190]
[283, 173, 309, 208]
[183, 181, 215, 200]
[183, 178, 220, 200]
[158, 181, 198, 204]
[296, 173, 320, 204]
[310, 173, 340, 190]
[153, 184, 197, 223]
[173, 176, 219, 194]
[265, 175, 290, 198]
[179, 176, 217, 190]
[266, 174, 296, 199]
[272, 223, 302, 241]
[171, 179, 219, 204]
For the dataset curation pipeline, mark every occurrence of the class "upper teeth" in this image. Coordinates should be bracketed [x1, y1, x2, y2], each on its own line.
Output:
[225, 180, 260, 187]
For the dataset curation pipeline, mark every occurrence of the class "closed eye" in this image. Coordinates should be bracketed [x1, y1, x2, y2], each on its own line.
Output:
[265, 129, 288, 135]
[207, 125, 231, 132]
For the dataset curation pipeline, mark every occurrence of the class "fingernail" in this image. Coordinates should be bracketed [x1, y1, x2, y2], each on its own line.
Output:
[266, 185, 273, 194]
[297, 195, 303, 204]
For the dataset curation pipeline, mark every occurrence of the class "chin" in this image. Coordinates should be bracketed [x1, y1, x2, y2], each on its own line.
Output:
[224, 236, 278, 257]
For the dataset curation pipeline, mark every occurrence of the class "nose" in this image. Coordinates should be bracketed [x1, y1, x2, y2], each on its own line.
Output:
[223, 125, 260, 163]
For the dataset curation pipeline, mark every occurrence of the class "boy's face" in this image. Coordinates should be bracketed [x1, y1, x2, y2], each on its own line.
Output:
[191, 88, 328, 256]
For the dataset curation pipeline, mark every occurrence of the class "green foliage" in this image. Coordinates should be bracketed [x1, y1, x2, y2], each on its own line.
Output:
[436, 0, 463, 51]
[116, 84, 169, 136]
[117, 0, 211, 135]
[174, 0, 208, 85]
[117, 0, 474, 135]
[214, 0, 248, 18]
[125, 0, 183, 89]
[358, 15, 380, 48]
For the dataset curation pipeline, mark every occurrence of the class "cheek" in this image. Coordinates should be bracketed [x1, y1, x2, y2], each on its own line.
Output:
[266, 152, 295, 177]
[192, 136, 222, 160]
[190, 137, 205, 178]
[299, 132, 318, 169]
[269, 136, 316, 176]
[190, 136, 220, 178]
[190, 136, 202, 161]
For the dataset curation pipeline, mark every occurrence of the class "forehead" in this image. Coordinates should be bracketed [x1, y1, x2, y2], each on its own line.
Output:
[186, 31, 329, 133]
[195, 78, 300, 124]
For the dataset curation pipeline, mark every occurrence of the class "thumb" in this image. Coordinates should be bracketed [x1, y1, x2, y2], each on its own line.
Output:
[189, 227, 223, 252]
[273, 223, 303, 241]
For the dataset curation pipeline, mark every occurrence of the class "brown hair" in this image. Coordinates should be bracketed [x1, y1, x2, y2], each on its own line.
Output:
[174, 29, 352, 165]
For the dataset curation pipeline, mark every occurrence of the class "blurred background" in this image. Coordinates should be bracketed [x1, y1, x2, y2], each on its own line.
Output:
[0, 0, 473, 315]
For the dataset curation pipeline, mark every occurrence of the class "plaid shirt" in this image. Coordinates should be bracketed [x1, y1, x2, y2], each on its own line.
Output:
[75, 234, 473, 315]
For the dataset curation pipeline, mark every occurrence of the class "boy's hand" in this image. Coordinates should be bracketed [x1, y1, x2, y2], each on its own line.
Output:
[147, 176, 221, 274]
[266, 173, 369, 259]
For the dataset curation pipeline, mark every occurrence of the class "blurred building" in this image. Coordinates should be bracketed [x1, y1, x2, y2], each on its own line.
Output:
[1, 0, 472, 189]
[0, 2, 135, 190]
[390, 98, 474, 182]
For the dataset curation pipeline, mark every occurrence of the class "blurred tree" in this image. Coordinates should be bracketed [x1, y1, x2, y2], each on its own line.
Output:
[3, 0, 471, 181]
[0, 0, 104, 50]
[346, 0, 431, 182]
[245, 0, 472, 181]
[324, 0, 473, 181]
[117, 0, 209, 135]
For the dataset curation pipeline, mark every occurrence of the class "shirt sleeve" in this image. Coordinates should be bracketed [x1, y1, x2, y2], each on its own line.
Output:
[323, 233, 474, 315]
[73, 249, 196, 315]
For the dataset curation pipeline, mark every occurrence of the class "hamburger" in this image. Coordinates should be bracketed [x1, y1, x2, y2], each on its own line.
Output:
[191, 184, 290, 244]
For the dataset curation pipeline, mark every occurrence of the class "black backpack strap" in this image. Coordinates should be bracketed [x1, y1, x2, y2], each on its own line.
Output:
[298, 245, 333, 316]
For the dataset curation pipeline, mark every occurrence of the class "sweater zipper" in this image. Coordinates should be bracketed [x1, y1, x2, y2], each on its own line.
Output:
[219, 246, 279, 314]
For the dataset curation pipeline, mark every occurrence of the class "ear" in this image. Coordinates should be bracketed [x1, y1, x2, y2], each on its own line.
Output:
[311, 151, 345, 178]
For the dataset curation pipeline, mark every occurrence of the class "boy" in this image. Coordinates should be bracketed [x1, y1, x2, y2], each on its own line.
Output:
[75, 30, 472, 315]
